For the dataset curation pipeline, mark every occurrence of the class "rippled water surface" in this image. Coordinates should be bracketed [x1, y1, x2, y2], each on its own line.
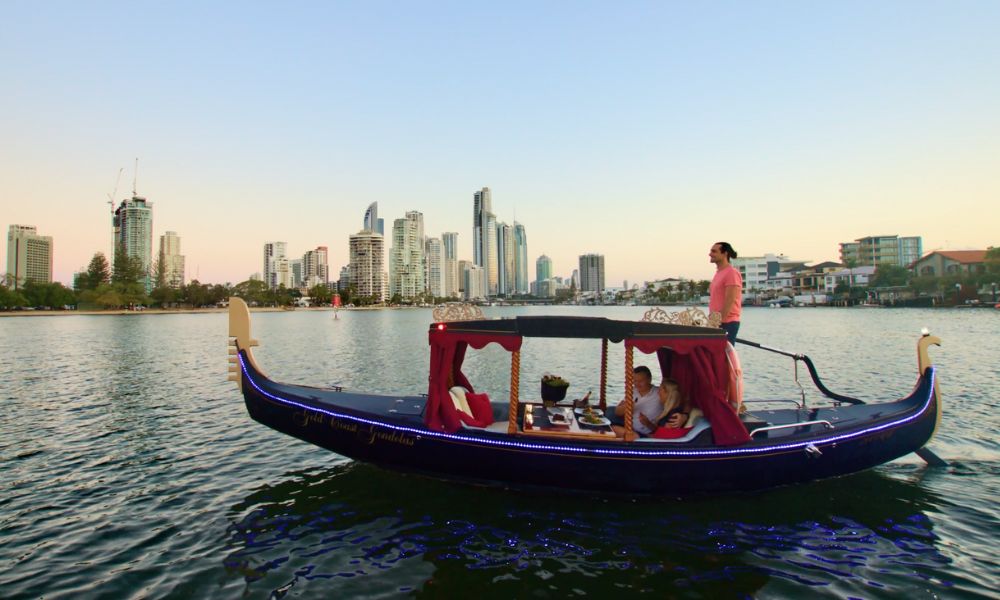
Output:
[2, 306, 998, 598]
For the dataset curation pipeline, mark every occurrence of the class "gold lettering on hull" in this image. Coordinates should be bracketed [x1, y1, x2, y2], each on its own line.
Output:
[291, 407, 414, 446]
[364, 427, 415, 447]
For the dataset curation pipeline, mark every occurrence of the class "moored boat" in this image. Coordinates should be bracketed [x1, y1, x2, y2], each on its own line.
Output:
[227, 298, 943, 494]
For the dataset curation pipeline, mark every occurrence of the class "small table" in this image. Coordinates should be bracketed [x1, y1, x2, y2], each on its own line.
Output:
[521, 404, 617, 441]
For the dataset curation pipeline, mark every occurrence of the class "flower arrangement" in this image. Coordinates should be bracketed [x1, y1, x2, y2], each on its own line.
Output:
[541, 374, 569, 387]
[541, 373, 570, 403]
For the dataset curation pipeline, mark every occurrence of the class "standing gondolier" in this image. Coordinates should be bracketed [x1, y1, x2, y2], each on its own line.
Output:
[709, 242, 742, 344]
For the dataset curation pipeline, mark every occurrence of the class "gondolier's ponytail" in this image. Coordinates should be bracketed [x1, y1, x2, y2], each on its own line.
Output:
[715, 242, 737, 260]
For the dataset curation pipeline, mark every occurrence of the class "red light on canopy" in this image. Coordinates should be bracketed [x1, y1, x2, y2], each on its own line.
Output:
[437, 323, 446, 330]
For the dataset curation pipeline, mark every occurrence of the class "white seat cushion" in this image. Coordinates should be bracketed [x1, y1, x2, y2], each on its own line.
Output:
[449, 386, 472, 417]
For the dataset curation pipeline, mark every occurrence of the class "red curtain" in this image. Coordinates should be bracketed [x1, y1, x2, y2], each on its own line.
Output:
[426, 330, 521, 433]
[631, 338, 750, 446]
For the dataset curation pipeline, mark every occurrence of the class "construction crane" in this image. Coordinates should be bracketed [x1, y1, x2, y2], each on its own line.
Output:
[106, 167, 124, 261]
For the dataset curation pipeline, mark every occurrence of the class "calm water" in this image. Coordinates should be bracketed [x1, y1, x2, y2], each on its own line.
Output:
[2, 306, 998, 598]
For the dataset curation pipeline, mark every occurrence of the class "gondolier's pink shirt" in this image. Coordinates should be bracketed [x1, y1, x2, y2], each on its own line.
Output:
[709, 266, 743, 323]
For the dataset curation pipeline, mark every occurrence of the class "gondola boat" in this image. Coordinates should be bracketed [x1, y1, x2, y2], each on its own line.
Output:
[227, 298, 943, 494]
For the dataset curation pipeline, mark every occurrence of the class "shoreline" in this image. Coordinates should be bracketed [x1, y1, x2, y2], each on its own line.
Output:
[0, 306, 333, 317]
[1, 303, 993, 317]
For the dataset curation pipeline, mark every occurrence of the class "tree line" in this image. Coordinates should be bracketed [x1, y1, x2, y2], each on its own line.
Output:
[0, 249, 366, 311]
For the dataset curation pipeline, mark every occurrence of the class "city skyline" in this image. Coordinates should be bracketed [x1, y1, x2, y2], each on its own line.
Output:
[2, 3, 998, 287]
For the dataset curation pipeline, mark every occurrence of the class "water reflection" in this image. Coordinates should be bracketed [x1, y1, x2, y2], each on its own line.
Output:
[224, 463, 952, 598]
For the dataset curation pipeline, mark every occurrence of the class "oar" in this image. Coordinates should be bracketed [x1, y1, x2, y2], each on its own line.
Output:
[915, 447, 948, 467]
[734, 338, 865, 405]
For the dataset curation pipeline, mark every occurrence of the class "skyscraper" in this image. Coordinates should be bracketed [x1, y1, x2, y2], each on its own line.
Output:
[363, 202, 385, 236]
[6, 225, 52, 289]
[349, 230, 385, 301]
[496, 222, 514, 296]
[462, 262, 486, 301]
[473, 187, 491, 265]
[442, 232, 459, 298]
[472, 187, 499, 296]
[424, 237, 444, 298]
[158, 231, 185, 288]
[513, 222, 528, 295]
[389, 211, 425, 299]
[535, 254, 553, 297]
[457, 259, 470, 295]
[263, 242, 287, 289]
[303, 246, 329, 287]
[113, 195, 154, 292]
[289, 258, 303, 288]
[484, 212, 498, 295]
[579, 254, 605, 293]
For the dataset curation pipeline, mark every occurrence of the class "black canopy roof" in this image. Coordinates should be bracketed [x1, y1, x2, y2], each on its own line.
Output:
[431, 315, 725, 343]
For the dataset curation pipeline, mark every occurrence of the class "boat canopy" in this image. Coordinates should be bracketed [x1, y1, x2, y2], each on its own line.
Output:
[426, 316, 751, 445]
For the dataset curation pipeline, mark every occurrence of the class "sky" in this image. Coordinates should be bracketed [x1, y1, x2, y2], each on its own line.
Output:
[2, 1, 999, 287]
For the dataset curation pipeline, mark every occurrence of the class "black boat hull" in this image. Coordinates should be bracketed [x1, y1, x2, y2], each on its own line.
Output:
[236, 350, 940, 494]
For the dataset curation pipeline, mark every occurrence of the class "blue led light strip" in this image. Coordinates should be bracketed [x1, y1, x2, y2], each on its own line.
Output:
[239, 353, 936, 458]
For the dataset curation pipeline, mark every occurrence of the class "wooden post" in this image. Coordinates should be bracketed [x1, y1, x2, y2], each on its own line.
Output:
[599, 338, 608, 410]
[623, 344, 636, 441]
[508, 350, 521, 435]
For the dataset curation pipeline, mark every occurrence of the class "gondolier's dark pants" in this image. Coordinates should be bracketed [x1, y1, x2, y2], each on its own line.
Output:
[721, 321, 740, 345]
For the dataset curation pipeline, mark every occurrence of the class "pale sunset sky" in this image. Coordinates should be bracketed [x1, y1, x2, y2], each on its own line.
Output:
[2, 2, 998, 287]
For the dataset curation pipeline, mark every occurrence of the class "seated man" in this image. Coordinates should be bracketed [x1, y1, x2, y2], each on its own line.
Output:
[612, 366, 666, 438]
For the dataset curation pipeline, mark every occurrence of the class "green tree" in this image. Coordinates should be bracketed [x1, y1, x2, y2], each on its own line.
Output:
[81, 253, 111, 291]
[22, 281, 76, 308]
[309, 284, 333, 305]
[112, 246, 145, 285]
[869, 265, 910, 288]
[233, 279, 269, 306]
[95, 285, 124, 308]
[150, 284, 176, 307]
[0, 276, 28, 309]
[152, 253, 168, 289]
[985, 246, 1000, 275]
[338, 285, 355, 306]
[182, 280, 211, 307]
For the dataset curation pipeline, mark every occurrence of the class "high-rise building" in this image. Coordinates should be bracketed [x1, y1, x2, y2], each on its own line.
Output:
[442, 232, 459, 298]
[289, 258, 303, 288]
[6, 225, 52, 289]
[303, 246, 329, 287]
[113, 195, 154, 292]
[349, 230, 385, 301]
[472, 187, 500, 296]
[363, 202, 385, 236]
[458, 259, 471, 294]
[473, 187, 491, 265]
[535, 255, 553, 296]
[337, 265, 350, 291]
[484, 212, 498, 295]
[462, 263, 486, 301]
[496, 222, 514, 296]
[839, 235, 923, 268]
[158, 231, 185, 288]
[513, 222, 528, 295]
[536, 254, 552, 284]
[579, 254, 605, 293]
[424, 237, 445, 298]
[263, 242, 287, 289]
[390, 211, 425, 299]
